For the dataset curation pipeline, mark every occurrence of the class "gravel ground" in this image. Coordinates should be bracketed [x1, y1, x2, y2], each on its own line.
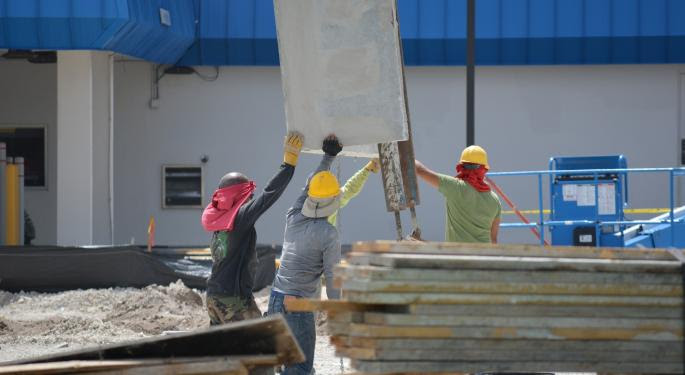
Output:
[0, 281, 349, 374]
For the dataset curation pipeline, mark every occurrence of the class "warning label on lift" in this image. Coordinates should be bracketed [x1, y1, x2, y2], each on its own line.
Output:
[561, 183, 616, 215]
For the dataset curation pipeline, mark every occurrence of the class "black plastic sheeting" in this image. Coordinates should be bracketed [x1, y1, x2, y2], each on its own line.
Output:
[0, 245, 280, 293]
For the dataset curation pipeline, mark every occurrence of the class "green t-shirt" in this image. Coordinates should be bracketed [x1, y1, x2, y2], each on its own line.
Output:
[438, 174, 502, 243]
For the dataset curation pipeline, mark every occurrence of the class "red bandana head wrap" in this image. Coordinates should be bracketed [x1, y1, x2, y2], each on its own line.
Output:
[201, 181, 256, 232]
[456, 163, 491, 192]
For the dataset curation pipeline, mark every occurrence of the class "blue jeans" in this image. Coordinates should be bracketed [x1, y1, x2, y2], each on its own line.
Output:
[267, 290, 315, 375]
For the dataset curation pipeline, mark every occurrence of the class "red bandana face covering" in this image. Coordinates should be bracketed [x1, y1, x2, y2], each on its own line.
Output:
[456, 163, 491, 192]
[201, 181, 256, 232]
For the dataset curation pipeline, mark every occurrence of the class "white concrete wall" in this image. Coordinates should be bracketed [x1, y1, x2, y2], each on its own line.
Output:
[113, 63, 685, 246]
[0, 60, 57, 245]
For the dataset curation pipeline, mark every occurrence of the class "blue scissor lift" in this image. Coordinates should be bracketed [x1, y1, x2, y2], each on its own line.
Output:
[549, 156, 628, 247]
[489, 156, 685, 248]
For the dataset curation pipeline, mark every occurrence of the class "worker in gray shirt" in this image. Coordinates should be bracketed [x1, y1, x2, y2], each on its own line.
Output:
[268, 135, 343, 375]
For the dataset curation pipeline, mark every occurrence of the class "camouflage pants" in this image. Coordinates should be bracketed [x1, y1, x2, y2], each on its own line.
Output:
[206, 294, 262, 326]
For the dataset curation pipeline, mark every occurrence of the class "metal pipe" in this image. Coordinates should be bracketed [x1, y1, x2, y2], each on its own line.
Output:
[594, 173, 600, 247]
[670, 169, 675, 247]
[538, 174, 545, 246]
[489, 167, 685, 176]
[466, 0, 475, 146]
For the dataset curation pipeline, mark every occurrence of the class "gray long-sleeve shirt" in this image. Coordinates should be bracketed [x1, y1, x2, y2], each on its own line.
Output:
[272, 155, 341, 299]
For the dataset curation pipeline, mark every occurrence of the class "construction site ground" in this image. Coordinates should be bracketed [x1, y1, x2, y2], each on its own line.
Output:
[0, 281, 352, 374]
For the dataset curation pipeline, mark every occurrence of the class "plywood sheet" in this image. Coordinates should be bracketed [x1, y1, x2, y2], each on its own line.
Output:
[274, 0, 409, 154]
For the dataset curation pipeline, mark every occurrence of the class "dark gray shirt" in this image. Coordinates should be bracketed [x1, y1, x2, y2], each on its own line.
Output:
[207, 163, 295, 299]
[273, 155, 341, 299]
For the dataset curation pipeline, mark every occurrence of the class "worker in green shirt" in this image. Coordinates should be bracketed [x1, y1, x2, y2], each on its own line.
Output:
[415, 145, 501, 243]
[328, 158, 379, 227]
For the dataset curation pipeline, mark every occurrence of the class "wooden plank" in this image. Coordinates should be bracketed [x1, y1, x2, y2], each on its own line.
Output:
[5, 316, 304, 366]
[80, 358, 247, 375]
[335, 265, 684, 285]
[407, 303, 682, 318]
[352, 313, 683, 331]
[347, 253, 682, 273]
[283, 298, 394, 313]
[0, 358, 250, 375]
[343, 291, 683, 307]
[0, 361, 154, 375]
[332, 336, 683, 353]
[350, 359, 683, 374]
[339, 279, 682, 296]
[336, 347, 682, 362]
[352, 240, 680, 261]
[326, 322, 682, 341]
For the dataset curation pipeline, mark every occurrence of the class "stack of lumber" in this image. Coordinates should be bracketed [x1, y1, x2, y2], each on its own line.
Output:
[0, 316, 303, 375]
[292, 241, 685, 374]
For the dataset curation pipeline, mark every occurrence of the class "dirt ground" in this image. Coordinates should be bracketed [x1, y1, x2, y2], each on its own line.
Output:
[0, 281, 350, 374]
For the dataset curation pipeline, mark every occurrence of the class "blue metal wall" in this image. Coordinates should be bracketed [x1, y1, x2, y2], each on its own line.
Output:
[178, 0, 685, 66]
[0, 0, 195, 64]
[1, 0, 684, 66]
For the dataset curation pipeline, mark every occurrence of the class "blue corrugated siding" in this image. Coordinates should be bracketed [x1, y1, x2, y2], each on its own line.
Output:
[180, 0, 685, 66]
[1, 0, 684, 66]
[0, 0, 195, 64]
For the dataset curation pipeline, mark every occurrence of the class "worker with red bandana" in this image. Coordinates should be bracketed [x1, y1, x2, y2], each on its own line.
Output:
[415, 145, 501, 243]
[201, 131, 304, 325]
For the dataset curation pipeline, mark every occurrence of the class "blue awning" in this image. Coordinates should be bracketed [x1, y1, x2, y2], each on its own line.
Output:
[178, 0, 685, 66]
[0, 0, 196, 64]
[1, 0, 684, 66]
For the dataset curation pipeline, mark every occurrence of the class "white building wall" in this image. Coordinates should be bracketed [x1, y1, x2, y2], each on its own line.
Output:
[113, 63, 685, 246]
[0, 60, 57, 245]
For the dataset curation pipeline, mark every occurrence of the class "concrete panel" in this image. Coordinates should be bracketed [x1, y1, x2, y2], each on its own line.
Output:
[274, 0, 408, 152]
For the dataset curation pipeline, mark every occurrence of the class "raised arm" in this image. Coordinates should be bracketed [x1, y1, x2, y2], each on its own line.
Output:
[415, 159, 440, 189]
[241, 132, 303, 225]
[289, 135, 343, 215]
[328, 159, 377, 226]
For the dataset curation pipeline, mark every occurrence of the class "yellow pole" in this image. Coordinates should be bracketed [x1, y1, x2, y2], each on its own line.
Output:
[5, 160, 18, 245]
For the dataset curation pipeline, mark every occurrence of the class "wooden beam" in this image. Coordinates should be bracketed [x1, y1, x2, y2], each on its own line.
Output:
[336, 347, 681, 362]
[350, 359, 683, 374]
[0, 357, 250, 375]
[353, 313, 682, 331]
[326, 322, 682, 341]
[333, 336, 683, 353]
[351, 240, 680, 261]
[342, 291, 683, 307]
[6, 316, 303, 366]
[339, 279, 682, 296]
[283, 298, 390, 313]
[347, 253, 682, 273]
[407, 303, 682, 318]
[335, 265, 683, 285]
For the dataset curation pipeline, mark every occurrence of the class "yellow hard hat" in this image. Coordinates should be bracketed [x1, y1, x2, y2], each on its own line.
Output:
[308, 171, 340, 199]
[459, 145, 489, 169]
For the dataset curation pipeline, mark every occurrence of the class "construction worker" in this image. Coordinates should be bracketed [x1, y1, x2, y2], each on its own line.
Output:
[201, 131, 304, 325]
[268, 135, 344, 375]
[415, 145, 501, 243]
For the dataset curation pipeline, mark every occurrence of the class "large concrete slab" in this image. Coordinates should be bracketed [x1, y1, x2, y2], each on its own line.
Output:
[274, 0, 409, 156]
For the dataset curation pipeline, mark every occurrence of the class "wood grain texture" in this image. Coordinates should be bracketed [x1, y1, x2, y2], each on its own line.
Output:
[351, 240, 680, 261]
